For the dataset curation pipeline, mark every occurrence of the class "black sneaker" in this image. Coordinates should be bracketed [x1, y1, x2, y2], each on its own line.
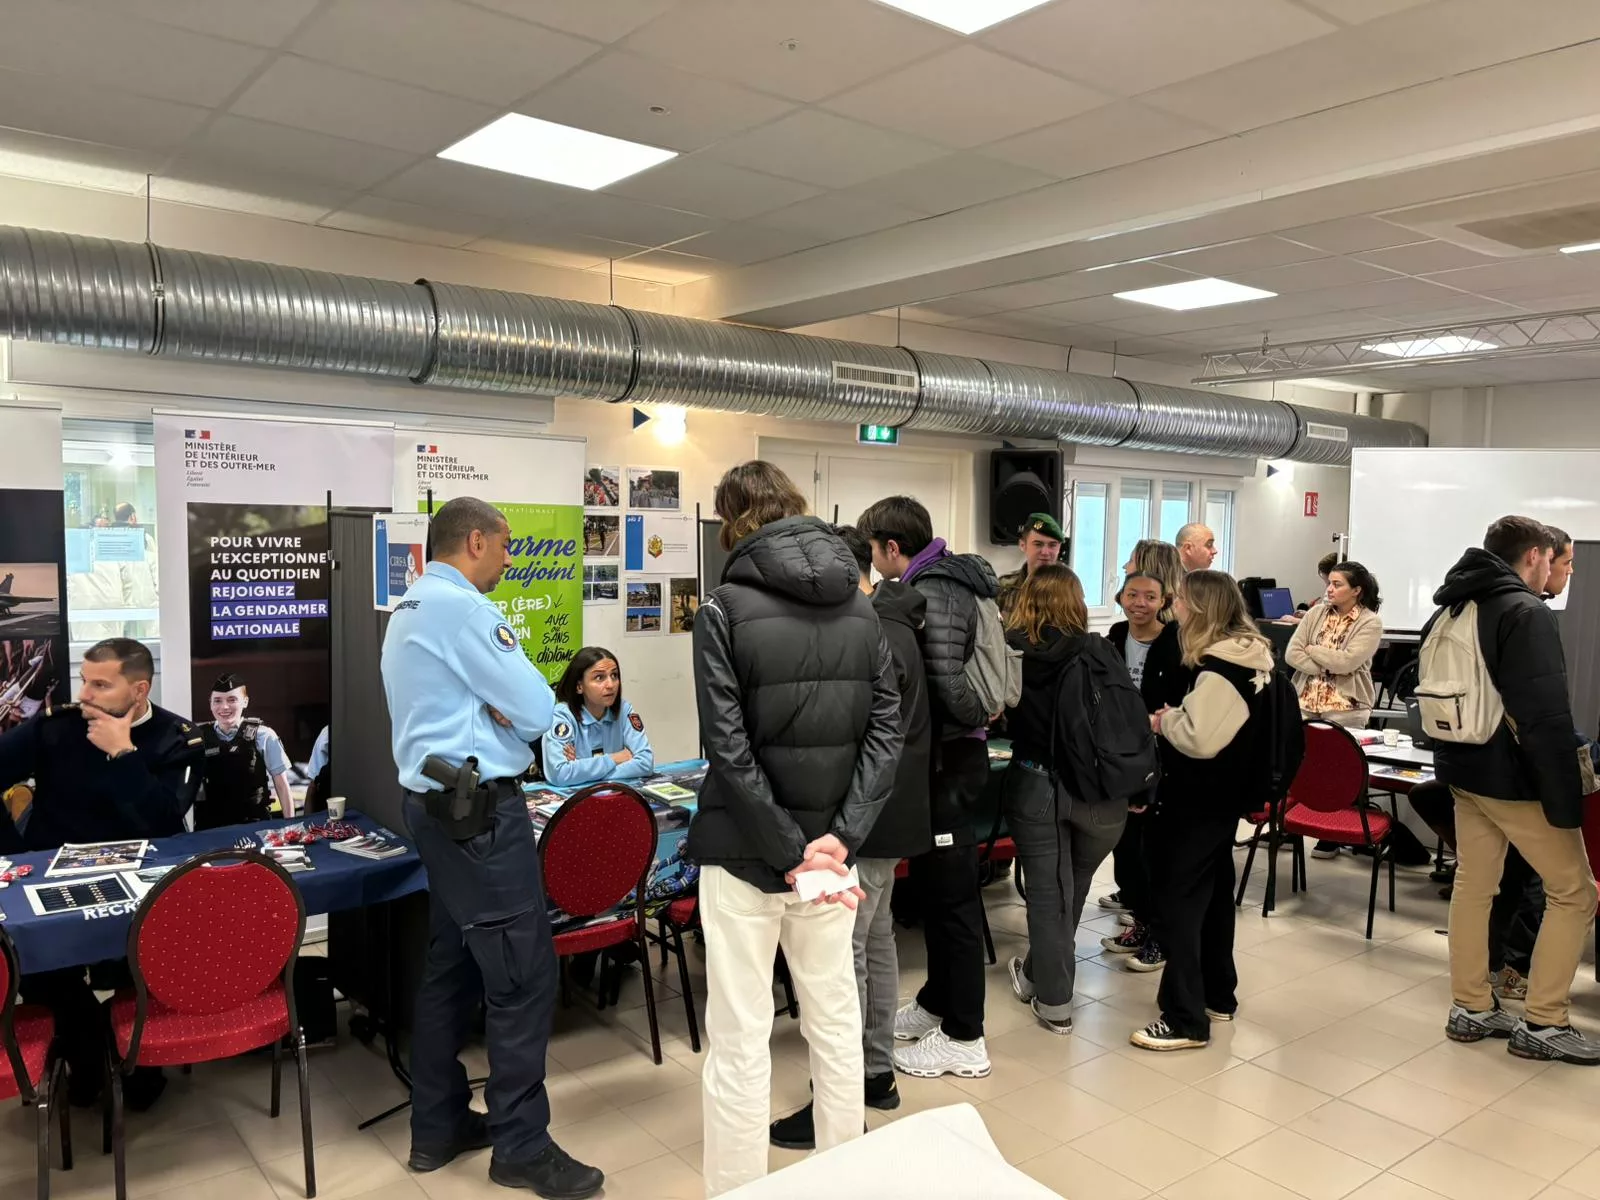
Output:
[409, 1109, 491, 1172]
[1311, 842, 1341, 860]
[489, 1142, 604, 1199]
[1126, 939, 1166, 973]
[769, 1102, 816, 1151]
[1097, 891, 1128, 913]
[865, 1071, 900, 1111]
[1101, 922, 1147, 955]
[1130, 1019, 1206, 1052]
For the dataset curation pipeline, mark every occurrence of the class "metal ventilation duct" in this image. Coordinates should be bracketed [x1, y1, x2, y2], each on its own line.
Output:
[0, 226, 1424, 463]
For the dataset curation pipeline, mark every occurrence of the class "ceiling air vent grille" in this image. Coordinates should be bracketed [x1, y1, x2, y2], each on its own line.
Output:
[1305, 421, 1351, 443]
[834, 360, 917, 392]
[1461, 203, 1600, 251]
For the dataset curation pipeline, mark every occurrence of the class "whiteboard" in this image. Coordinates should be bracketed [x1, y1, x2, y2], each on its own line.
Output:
[1349, 449, 1600, 631]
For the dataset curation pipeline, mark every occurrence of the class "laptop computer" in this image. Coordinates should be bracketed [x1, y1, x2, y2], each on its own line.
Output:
[1258, 587, 1294, 620]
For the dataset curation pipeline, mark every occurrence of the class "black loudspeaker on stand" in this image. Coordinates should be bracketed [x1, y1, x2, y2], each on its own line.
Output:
[989, 449, 1063, 546]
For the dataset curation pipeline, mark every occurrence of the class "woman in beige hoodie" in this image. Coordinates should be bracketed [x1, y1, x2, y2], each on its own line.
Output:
[1131, 571, 1277, 1052]
[1284, 561, 1384, 728]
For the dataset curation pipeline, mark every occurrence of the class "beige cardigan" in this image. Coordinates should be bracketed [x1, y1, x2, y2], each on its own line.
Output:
[1284, 603, 1383, 718]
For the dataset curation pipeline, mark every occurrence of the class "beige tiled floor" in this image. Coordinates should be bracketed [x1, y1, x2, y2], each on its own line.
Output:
[6, 846, 1600, 1200]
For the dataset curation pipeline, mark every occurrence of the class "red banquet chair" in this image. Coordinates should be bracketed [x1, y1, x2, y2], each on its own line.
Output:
[540, 784, 664, 1064]
[1280, 720, 1396, 938]
[105, 850, 313, 1200]
[0, 925, 71, 1200]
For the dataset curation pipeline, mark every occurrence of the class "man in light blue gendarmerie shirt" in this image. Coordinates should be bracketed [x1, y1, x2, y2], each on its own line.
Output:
[381, 495, 603, 1200]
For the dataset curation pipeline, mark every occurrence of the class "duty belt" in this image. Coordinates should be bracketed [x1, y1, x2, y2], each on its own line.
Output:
[413, 755, 518, 840]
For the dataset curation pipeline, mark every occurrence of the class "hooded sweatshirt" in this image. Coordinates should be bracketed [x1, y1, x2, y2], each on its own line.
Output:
[1424, 547, 1581, 828]
[1159, 635, 1277, 814]
[1004, 626, 1083, 776]
[859, 580, 934, 860]
[901, 538, 1001, 737]
[687, 516, 904, 892]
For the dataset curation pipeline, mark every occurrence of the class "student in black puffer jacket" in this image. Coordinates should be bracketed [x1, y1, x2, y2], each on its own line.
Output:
[689, 463, 903, 1195]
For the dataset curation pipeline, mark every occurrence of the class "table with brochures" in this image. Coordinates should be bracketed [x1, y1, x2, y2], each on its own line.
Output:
[0, 812, 424, 974]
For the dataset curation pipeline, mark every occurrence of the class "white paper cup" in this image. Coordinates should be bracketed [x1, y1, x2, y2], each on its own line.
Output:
[326, 796, 347, 820]
[1383, 729, 1399, 748]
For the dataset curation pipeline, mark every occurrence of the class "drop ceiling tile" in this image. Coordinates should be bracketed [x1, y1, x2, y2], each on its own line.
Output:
[963, 262, 1205, 311]
[620, 0, 957, 103]
[542, 190, 717, 247]
[468, 231, 652, 270]
[1280, 217, 1421, 255]
[846, 153, 1053, 216]
[231, 56, 494, 154]
[948, 313, 1076, 343]
[703, 110, 948, 189]
[608, 248, 719, 284]
[1295, 0, 1433, 23]
[1141, 28, 1428, 133]
[987, 101, 1221, 180]
[73, 0, 321, 45]
[0, 0, 268, 106]
[520, 51, 794, 153]
[981, 0, 1338, 96]
[1423, 256, 1592, 296]
[606, 158, 819, 221]
[320, 196, 506, 248]
[0, 128, 158, 193]
[291, 0, 600, 106]
[379, 158, 578, 223]
[466, 0, 677, 42]
[759, 192, 926, 240]
[0, 66, 208, 154]
[1354, 0, 1600, 79]
[1022, 296, 1157, 325]
[151, 167, 353, 224]
[822, 44, 1107, 149]
[1234, 256, 1401, 293]
[1159, 237, 1332, 275]
[890, 305, 968, 326]
[668, 223, 830, 266]
[176, 116, 418, 192]
[1355, 240, 1505, 275]
[915, 293, 1014, 318]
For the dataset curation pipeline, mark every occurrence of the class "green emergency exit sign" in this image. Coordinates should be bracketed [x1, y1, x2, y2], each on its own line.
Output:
[858, 424, 900, 445]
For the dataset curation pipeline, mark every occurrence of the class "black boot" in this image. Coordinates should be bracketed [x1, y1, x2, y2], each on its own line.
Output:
[489, 1142, 603, 1199]
[865, 1071, 901, 1111]
[409, 1109, 492, 1172]
[769, 1101, 816, 1150]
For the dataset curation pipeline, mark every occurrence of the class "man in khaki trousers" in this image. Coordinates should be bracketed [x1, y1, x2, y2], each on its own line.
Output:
[1427, 515, 1598, 1065]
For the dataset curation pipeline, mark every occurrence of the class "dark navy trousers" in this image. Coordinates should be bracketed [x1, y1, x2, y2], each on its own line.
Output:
[403, 787, 558, 1165]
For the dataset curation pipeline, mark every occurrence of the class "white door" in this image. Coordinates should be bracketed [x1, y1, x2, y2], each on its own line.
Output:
[823, 450, 955, 537]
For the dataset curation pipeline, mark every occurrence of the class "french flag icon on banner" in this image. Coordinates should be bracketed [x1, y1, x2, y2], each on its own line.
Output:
[185, 429, 211, 439]
[417, 444, 438, 454]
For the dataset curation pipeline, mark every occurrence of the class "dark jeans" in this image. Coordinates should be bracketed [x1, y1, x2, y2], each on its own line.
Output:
[1110, 805, 1152, 924]
[1148, 806, 1239, 1040]
[911, 736, 991, 1043]
[1005, 763, 1126, 1019]
[404, 788, 558, 1164]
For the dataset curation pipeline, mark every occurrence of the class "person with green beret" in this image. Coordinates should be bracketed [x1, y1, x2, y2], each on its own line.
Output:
[997, 512, 1064, 620]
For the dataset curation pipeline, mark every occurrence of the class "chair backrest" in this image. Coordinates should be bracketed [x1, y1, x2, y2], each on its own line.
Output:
[1287, 720, 1369, 813]
[539, 784, 657, 919]
[0, 923, 32, 1100]
[127, 850, 305, 1017]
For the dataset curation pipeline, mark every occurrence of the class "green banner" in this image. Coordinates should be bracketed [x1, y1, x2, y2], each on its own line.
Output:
[421, 500, 582, 685]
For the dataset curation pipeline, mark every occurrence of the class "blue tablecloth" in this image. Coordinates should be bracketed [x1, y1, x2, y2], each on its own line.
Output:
[0, 813, 426, 975]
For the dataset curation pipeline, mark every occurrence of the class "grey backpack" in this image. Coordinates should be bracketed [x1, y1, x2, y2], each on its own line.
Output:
[965, 595, 1023, 718]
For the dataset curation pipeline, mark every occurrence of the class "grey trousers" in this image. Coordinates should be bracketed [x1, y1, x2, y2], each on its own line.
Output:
[1005, 763, 1126, 1020]
[854, 858, 900, 1077]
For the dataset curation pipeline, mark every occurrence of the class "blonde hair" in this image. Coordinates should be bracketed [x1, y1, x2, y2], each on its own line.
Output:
[1006, 564, 1088, 644]
[1124, 539, 1183, 621]
[1177, 570, 1270, 667]
[714, 461, 809, 552]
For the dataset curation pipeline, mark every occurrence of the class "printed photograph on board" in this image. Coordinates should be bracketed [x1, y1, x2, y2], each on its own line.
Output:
[582, 564, 618, 605]
[582, 514, 621, 557]
[0, 638, 56, 731]
[0, 563, 60, 638]
[584, 466, 621, 510]
[669, 577, 699, 635]
[0, 486, 70, 714]
[627, 467, 681, 511]
[626, 580, 662, 633]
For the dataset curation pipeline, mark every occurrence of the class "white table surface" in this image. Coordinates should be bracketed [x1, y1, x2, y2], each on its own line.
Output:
[1362, 741, 1436, 769]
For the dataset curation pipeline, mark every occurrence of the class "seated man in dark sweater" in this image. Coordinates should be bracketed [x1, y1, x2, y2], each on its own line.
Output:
[0, 638, 203, 1108]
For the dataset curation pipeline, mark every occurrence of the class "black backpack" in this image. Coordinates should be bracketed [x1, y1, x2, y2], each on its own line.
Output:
[1261, 667, 1306, 807]
[1054, 636, 1162, 805]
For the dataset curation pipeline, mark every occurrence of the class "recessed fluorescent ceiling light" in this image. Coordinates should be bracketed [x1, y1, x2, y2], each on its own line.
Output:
[1362, 335, 1496, 358]
[438, 114, 676, 190]
[1114, 277, 1276, 311]
[873, 0, 1055, 35]
[1560, 241, 1600, 254]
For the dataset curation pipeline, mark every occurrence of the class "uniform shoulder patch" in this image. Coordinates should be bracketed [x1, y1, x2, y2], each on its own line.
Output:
[492, 623, 518, 652]
[552, 719, 572, 740]
[629, 711, 644, 733]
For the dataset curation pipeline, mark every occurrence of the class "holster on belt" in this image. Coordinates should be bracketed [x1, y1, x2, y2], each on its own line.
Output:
[420, 754, 494, 840]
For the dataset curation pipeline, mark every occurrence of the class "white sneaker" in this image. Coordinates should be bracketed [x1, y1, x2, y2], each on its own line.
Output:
[893, 1000, 941, 1042]
[892, 1027, 992, 1078]
[1006, 956, 1035, 1003]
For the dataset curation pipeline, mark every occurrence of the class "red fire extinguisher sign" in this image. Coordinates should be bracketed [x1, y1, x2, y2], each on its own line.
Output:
[1304, 492, 1319, 518]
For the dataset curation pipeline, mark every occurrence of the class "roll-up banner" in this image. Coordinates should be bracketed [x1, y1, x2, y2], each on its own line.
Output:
[153, 414, 393, 761]
[0, 403, 68, 729]
[394, 432, 583, 684]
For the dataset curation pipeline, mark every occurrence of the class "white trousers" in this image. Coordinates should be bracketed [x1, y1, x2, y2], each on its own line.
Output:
[699, 865, 865, 1196]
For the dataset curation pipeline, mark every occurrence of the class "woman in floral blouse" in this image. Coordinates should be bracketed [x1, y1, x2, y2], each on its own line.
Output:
[1284, 561, 1384, 728]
